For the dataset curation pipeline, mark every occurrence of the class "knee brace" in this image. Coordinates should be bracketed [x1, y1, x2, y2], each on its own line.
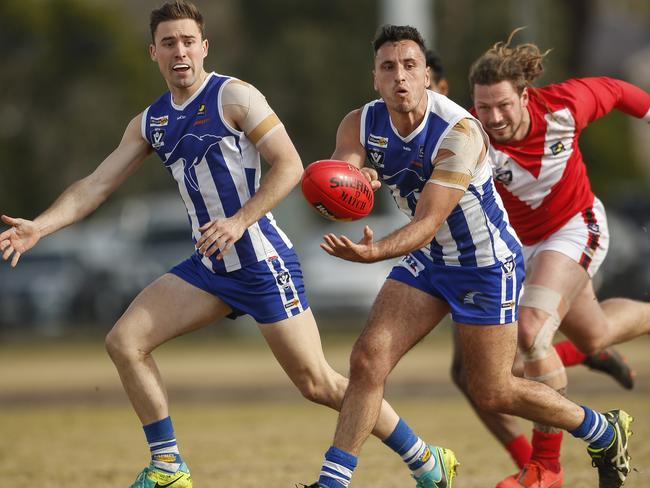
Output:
[519, 285, 563, 363]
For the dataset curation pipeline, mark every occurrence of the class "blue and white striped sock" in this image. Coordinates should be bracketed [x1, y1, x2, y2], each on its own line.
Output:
[569, 406, 614, 449]
[383, 418, 436, 476]
[143, 416, 183, 473]
[318, 446, 358, 488]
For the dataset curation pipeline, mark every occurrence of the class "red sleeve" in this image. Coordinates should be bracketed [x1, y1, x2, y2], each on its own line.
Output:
[549, 77, 650, 129]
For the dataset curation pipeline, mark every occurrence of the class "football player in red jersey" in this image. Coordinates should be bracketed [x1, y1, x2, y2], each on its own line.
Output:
[460, 30, 650, 488]
[426, 48, 636, 477]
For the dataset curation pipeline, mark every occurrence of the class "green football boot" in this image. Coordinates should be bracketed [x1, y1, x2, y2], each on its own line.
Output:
[413, 446, 459, 488]
[129, 462, 192, 488]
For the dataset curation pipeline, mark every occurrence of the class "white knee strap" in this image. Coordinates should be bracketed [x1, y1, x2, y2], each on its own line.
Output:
[519, 285, 563, 362]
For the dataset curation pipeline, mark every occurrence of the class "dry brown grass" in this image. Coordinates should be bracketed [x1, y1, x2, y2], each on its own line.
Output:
[1, 330, 649, 487]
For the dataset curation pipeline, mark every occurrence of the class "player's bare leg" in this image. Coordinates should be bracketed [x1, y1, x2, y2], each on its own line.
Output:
[450, 330, 531, 469]
[455, 320, 634, 488]
[455, 322, 585, 428]
[493, 251, 587, 486]
[332, 280, 449, 453]
[105, 273, 230, 423]
[561, 278, 650, 354]
[258, 308, 400, 438]
[313, 280, 458, 488]
[105, 273, 230, 486]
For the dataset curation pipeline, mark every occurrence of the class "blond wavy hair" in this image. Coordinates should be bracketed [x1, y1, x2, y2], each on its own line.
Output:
[469, 28, 551, 96]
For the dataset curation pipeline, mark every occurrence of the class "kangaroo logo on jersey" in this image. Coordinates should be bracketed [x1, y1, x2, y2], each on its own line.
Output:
[368, 149, 385, 169]
[163, 133, 223, 191]
[368, 134, 388, 148]
[151, 128, 166, 149]
[550, 140, 565, 155]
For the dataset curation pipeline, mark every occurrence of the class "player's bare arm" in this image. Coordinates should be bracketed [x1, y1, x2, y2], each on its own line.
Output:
[321, 182, 464, 263]
[331, 109, 381, 191]
[322, 119, 483, 263]
[0, 114, 151, 267]
[195, 81, 303, 259]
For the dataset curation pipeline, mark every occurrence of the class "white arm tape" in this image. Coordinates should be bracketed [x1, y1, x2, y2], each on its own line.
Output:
[430, 119, 484, 190]
[222, 80, 282, 145]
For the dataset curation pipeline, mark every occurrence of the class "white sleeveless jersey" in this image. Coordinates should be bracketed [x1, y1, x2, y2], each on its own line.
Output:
[142, 72, 293, 273]
[360, 90, 521, 267]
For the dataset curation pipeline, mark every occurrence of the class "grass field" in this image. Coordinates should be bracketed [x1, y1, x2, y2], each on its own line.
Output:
[1, 328, 649, 487]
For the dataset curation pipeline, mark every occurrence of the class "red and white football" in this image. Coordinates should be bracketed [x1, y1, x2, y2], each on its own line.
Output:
[301, 160, 374, 221]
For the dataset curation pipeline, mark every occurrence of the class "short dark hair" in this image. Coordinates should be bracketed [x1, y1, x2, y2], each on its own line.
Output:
[372, 25, 427, 57]
[150, 1, 205, 41]
[425, 50, 444, 82]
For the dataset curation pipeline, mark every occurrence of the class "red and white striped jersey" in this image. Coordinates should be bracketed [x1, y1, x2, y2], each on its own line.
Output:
[486, 77, 650, 245]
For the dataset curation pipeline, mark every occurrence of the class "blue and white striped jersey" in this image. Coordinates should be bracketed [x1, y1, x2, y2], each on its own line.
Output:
[142, 72, 293, 273]
[360, 90, 521, 267]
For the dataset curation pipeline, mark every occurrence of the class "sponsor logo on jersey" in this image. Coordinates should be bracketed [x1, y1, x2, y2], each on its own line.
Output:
[402, 145, 412, 151]
[194, 118, 211, 126]
[400, 254, 424, 277]
[368, 133, 388, 148]
[197, 103, 206, 116]
[276, 271, 292, 289]
[177, 115, 186, 120]
[266, 255, 279, 262]
[550, 140, 565, 155]
[587, 222, 600, 234]
[151, 128, 166, 149]
[501, 300, 515, 309]
[150, 115, 169, 127]
[368, 149, 385, 168]
[418, 145, 425, 160]
[495, 166, 513, 185]
[284, 298, 300, 309]
[410, 160, 423, 169]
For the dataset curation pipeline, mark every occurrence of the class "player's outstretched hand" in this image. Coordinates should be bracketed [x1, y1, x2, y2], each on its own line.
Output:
[0, 215, 41, 267]
[360, 167, 381, 191]
[196, 216, 246, 260]
[321, 225, 378, 263]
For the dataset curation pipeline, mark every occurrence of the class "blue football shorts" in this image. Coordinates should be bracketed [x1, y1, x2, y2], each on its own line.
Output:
[387, 250, 525, 325]
[169, 248, 309, 324]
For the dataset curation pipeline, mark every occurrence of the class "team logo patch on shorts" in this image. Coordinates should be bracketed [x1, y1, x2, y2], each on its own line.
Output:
[400, 254, 425, 277]
[501, 257, 515, 276]
[276, 271, 292, 289]
[461, 290, 489, 310]
[284, 298, 300, 309]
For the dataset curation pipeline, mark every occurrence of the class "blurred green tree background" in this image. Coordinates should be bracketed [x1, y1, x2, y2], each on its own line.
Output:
[0, 0, 648, 217]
